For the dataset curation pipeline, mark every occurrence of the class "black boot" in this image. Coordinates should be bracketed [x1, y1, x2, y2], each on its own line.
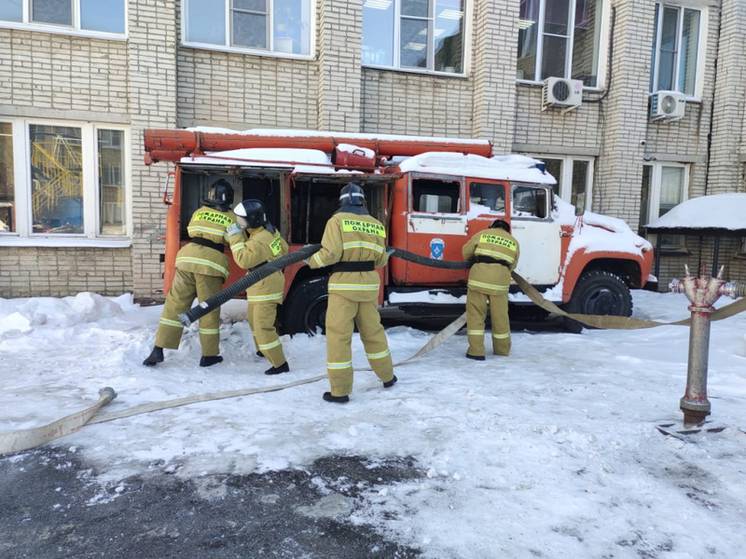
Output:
[143, 346, 164, 367]
[323, 392, 349, 404]
[256, 351, 264, 358]
[466, 353, 485, 361]
[383, 375, 398, 388]
[199, 355, 223, 367]
[265, 362, 290, 375]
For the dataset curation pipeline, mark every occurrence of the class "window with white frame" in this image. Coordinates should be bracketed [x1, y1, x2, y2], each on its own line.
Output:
[533, 155, 594, 213]
[0, 119, 129, 241]
[0, 0, 126, 35]
[362, 0, 465, 74]
[517, 0, 604, 87]
[183, 0, 312, 56]
[639, 162, 688, 248]
[650, 3, 703, 97]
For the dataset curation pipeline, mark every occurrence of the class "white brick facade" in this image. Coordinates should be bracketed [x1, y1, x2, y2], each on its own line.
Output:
[1, 0, 744, 298]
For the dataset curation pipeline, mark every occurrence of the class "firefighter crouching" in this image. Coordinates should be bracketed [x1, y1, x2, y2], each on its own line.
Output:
[143, 180, 236, 368]
[308, 182, 397, 403]
[462, 219, 520, 360]
[227, 200, 290, 375]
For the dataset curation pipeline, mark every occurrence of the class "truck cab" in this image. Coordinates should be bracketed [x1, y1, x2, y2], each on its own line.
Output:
[146, 129, 654, 334]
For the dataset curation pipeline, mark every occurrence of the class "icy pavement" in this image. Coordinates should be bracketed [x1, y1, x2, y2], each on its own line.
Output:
[1, 291, 745, 558]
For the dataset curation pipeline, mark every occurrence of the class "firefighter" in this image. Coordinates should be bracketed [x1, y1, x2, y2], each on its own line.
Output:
[143, 179, 236, 368]
[307, 182, 397, 403]
[226, 199, 290, 375]
[462, 218, 520, 360]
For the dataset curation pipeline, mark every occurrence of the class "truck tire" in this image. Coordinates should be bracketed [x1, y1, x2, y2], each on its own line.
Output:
[563, 270, 633, 333]
[282, 276, 329, 335]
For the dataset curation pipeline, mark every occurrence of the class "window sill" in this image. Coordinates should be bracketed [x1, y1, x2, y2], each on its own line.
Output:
[180, 41, 315, 62]
[0, 236, 132, 248]
[363, 64, 468, 80]
[516, 79, 604, 93]
[0, 21, 126, 41]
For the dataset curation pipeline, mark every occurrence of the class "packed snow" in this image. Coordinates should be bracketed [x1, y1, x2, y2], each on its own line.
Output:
[1, 291, 746, 557]
[647, 193, 746, 231]
[398, 152, 556, 185]
[181, 148, 361, 175]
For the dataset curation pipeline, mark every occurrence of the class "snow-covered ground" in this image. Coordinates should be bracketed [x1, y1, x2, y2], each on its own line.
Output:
[1, 291, 745, 557]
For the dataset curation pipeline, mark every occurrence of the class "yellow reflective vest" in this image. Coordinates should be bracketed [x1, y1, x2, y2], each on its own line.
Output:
[228, 226, 289, 303]
[308, 212, 389, 302]
[175, 206, 236, 278]
[462, 227, 520, 295]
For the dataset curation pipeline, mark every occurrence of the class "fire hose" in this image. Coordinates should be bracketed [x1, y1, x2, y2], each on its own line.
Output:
[2, 248, 745, 456]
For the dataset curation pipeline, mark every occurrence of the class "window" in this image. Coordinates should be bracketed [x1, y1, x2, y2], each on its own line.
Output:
[532, 155, 594, 212]
[639, 162, 688, 249]
[412, 179, 460, 213]
[362, 0, 465, 74]
[0, 123, 14, 233]
[650, 3, 702, 97]
[0, 0, 125, 35]
[183, 0, 312, 56]
[469, 182, 506, 214]
[512, 184, 549, 219]
[517, 0, 604, 87]
[0, 119, 129, 243]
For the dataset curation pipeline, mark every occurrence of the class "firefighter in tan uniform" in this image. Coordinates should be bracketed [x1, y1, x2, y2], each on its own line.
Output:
[308, 183, 397, 403]
[143, 180, 236, 368]
[227, 199, 290, 375]
[462, 219, 520, 360]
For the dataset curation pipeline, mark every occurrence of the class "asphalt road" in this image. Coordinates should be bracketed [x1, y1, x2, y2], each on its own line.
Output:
[0, 450, 422, 558]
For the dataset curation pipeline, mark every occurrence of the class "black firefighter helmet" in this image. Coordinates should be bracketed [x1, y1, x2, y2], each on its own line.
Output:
[203, 179, 234, 211]
[234, 199, 268, 229]
[491, 218, 511, 233]
[339, 182, 366, 208]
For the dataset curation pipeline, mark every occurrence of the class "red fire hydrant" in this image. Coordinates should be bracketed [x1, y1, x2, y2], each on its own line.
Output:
[669, 266, 743, 426]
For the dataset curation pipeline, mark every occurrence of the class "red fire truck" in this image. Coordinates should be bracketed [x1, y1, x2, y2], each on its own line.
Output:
[144, 128, 654, 333]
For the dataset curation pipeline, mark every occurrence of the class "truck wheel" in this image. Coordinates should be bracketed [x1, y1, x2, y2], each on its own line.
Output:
[563, 270, 633, 332]
[283, 277, 328, 335]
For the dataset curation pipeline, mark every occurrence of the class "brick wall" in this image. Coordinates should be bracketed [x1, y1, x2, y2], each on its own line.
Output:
[0, 248, 131, 297]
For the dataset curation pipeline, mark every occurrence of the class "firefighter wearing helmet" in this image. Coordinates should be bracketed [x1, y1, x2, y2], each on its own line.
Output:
[461, 218, 520, 360]
[308, 182, 397, 403]
[226, 199, 290, 375]
[143, 179, 236, 367]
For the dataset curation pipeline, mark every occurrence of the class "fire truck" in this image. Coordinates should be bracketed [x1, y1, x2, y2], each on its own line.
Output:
[144, 128, 654, 334]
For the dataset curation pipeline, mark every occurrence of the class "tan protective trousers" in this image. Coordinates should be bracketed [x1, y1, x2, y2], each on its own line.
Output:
[155, 269, 223, 357]
[325, 293, 394, 396]
[248, 302, 286, 367]
[466, 289, 511, 357]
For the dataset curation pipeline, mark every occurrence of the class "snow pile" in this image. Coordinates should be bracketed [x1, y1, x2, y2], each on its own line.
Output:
[2, 291, 746, 556]
[187, 126, 491, 147]
[397, 152, 556, 185]
[0, 293, 136, 335]
[182, 147, 364, 175]
[388, 290, 466, 305]
[646, 193, 746, 231]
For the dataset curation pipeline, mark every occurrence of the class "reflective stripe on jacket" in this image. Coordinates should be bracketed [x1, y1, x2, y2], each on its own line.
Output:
[228, 226, 289, 303]
[308, 212, 389, 302]
[176, 206, 236, 278]
[462, 227, 520, 295]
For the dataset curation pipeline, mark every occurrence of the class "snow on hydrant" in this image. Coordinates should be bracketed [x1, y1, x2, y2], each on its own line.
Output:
[669, 266, 745, 427]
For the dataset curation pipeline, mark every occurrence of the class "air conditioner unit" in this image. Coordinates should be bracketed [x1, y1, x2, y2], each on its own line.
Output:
[650, 90, 686, 121]
[542, 77, 583, 112]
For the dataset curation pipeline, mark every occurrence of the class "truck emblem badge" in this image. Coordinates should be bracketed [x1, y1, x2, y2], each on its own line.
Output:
[430, 238, 445, 260]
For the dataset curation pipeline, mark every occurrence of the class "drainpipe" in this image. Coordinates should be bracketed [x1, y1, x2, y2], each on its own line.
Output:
[669, 266, 742, 426]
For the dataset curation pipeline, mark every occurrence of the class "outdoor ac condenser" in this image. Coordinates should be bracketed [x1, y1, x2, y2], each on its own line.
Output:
[650, 91, 686, 121]
[542, 77, 583, 112]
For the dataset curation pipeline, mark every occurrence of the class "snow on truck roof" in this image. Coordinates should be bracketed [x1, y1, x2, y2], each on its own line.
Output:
[397, 152, 556, 185]
[646, 193, 746, 232]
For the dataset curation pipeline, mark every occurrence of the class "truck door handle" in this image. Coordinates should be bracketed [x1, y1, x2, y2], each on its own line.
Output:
[410, 214, 464, 221]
